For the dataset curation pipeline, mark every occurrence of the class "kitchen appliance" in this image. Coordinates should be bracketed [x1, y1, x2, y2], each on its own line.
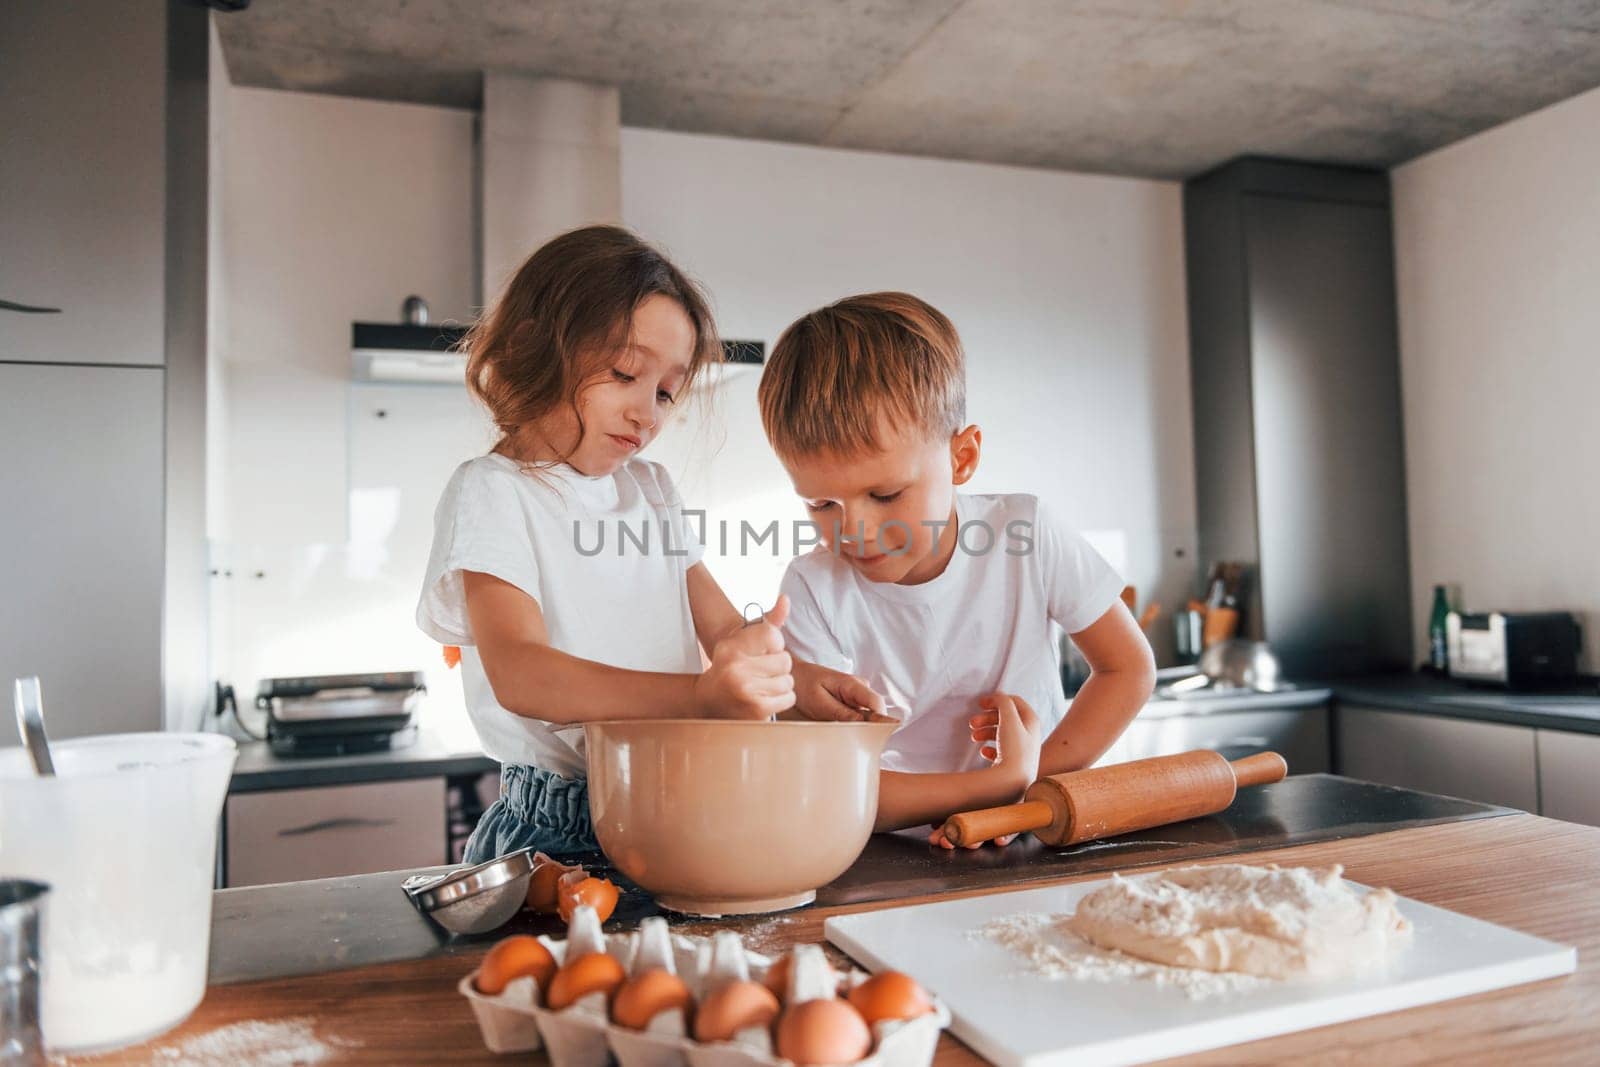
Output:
[939, 749, 1288, 848]
[351, 321, 765, 387]
[0, 733, 237, 1052]
[1446, 611, 1582, 689]
[257, 671, 425, 757]
[351, 321, 472, 383]
[825, 875, 1576, 1067]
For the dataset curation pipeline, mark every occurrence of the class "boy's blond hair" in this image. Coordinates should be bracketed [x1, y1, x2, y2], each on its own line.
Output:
[758, 292, 966, 459]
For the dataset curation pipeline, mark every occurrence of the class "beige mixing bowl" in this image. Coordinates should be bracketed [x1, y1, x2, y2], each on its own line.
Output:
[584, 718, 898, 916]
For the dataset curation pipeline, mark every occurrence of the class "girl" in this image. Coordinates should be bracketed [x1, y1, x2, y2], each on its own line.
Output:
[417, 226, 881, 861]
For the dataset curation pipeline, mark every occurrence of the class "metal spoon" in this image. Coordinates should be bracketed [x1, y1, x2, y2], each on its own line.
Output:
[12, 677, 55, 776]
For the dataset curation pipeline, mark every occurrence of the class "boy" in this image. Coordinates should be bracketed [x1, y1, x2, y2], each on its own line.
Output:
[760, 292, 1156, 846]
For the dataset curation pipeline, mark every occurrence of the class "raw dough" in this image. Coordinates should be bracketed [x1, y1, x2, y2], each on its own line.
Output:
[1066, 863, 1411, 980]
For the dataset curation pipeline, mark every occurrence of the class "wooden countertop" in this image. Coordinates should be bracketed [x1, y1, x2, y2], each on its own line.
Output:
[73, 814, 1598, 1065]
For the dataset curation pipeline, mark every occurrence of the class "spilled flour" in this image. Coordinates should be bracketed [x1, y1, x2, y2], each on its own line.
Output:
[146, 1018, 348, 1066]
[972, 911, 1269, 1001]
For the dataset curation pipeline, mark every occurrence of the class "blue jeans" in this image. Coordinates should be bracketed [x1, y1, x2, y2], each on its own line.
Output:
[464, 764, 598, 863]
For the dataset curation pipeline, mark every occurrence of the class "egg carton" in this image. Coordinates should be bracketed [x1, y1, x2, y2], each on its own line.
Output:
[461, 905, 950, 1067]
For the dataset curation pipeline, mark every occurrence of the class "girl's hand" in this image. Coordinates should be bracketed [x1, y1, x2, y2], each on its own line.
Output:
[694, 596, 796, 720]
[791, 661, 887, 722]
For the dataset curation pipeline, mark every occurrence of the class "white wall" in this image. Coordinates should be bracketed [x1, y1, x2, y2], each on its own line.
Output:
[215, 95, 1198, 715]
[217, 86, 483, 720]
[624, 129, 1197, 647]
[1393, 84, 1600, 670]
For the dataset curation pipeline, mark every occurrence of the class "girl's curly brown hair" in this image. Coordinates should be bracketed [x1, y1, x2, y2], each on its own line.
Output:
[462, 225, 721, 458]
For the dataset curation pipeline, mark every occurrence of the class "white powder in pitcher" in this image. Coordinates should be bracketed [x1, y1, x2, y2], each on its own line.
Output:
[971, 911, 1269, 1000]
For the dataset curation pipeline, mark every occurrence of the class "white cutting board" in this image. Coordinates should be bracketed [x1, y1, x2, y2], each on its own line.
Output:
[825, 874, 1576, 1067]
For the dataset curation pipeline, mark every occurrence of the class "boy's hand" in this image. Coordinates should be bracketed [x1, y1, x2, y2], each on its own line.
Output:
[694, 596, 796, 720]
[791, 660, 887, 722]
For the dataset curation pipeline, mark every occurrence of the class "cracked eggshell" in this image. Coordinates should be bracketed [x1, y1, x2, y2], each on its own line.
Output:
[527, 853, 585, 913]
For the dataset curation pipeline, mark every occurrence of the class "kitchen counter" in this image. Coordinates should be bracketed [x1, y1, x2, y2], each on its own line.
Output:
[1133, 685, 1332, 719]
[1334, 673, 1600, 734]
[73, 807, 1598, 1065]
[205, 773, 1499, 985]
[228, 729, 498, 794]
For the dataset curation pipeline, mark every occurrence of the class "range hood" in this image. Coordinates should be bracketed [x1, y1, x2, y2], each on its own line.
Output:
[351, 324, 763, 387]
[351, 322, 471, 383]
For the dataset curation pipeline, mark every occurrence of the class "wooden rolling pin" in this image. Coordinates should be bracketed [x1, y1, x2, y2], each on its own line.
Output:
[940, 749, 1287, 848]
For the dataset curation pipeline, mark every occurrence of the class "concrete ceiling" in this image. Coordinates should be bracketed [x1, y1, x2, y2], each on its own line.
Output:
[215, 0, 1600, 179]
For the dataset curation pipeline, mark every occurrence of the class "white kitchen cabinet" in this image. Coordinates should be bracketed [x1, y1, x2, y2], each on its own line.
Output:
[0, 1, 168, 366]
[0, 363, 166, 743]
[1336, 704, 1539, 811]
[225, 778, 449, 887]
[1537, 729, 1600, 828]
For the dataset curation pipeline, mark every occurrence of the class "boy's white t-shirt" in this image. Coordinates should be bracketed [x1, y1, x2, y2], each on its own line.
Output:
[778, 493, 1123, 775]
[416, 453, 704, 777]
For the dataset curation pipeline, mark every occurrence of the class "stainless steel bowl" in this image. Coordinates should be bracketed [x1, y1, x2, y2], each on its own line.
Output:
[1197, 638, 1284, 691]
[402, 847, 535, 935]
[1158, 639, 1288, 699]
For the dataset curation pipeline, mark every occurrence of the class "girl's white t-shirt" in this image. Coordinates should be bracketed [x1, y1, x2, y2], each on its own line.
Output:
[416, 453, 704, 776]
[778, 492, 1123, 775]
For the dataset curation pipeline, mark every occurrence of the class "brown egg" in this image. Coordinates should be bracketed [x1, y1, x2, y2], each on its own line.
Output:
[526, 857, 583, 913]
[694, 980, 781, 1043]
[474, 935, 557, 997]
[761, 952, 793, 1001]
[545, 951, 627, 1011]
[775, 999, 873, 1066]
[763, 951, 845, 1004]
[846, 972, 934, 1025]
[558, 876, 621, 925]
[611, 968, 694, 1031]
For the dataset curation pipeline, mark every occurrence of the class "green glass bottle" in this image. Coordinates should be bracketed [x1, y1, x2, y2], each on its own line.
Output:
[1428, 585, 1452, 673]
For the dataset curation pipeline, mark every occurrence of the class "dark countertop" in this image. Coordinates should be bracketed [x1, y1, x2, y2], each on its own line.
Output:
[228, 729, 498, 794]
[1333, 672, 1600, 734]
[208, 772, 1510, 985]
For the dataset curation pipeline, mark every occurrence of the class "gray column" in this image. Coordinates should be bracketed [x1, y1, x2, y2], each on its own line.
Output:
[479, 75, 622, 305]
